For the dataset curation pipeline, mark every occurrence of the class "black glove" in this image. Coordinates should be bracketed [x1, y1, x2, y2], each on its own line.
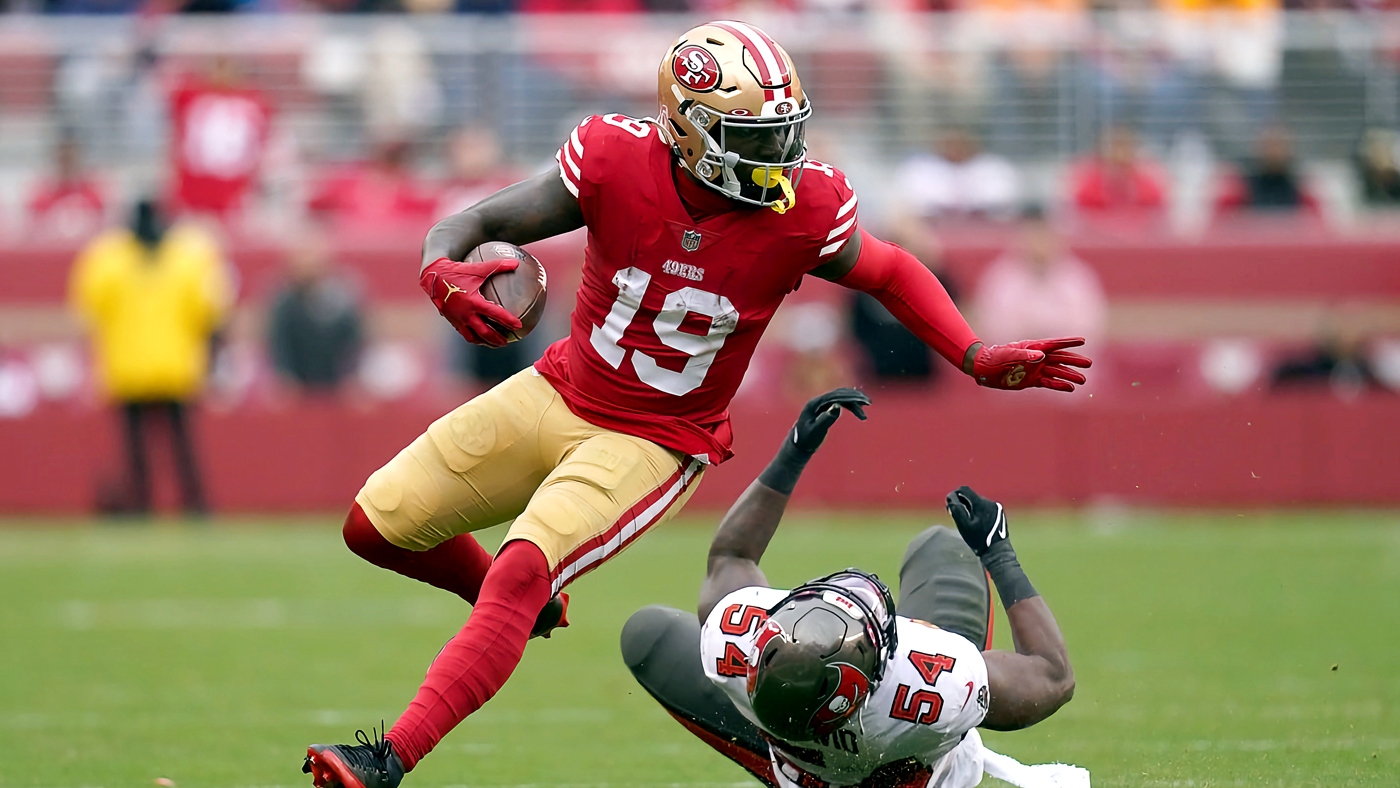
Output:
[791, 387, 870, 453]
[945, 485, 1009, 557]
[945, 485, 1038, 609]
[759, 388, 870, 495]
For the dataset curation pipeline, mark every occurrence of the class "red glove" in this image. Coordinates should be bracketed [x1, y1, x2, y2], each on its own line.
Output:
[419, 257, 524, 347]
[968, 337, 1092, 392]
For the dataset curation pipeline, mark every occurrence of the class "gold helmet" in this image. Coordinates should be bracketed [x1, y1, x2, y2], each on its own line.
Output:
[657, 21, 810, 213]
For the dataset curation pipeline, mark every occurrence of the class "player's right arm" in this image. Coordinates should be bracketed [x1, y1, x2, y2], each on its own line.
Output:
[697, 388, 871, 621]
[419, 168, 583, 275]
[416, 167, 583, 347]
[944, 486, 1075, 731]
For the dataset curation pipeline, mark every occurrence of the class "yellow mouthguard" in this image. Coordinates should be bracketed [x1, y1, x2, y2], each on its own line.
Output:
[752, 167, 796, 214]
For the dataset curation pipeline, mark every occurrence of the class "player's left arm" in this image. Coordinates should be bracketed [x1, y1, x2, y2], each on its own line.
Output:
[812, 229, 1093, 393]
[697, 388, 871, 621]
[944, 486, 1075, 731]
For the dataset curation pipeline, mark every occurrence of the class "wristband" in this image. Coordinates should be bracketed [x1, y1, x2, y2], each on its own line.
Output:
[981, 541, 1038, 609]
[757, 439, 814, 496]
[962, 341, 983, 376]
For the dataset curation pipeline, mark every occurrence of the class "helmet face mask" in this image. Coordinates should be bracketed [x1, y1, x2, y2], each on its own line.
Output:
[658, 21, 810, 212]
[696, 109, 809, 208]
[746, 570, 898, 741]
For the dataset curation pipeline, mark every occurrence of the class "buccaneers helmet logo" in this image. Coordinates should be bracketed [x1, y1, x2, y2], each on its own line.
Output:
[673, 45, 721, 92]
[812, 663, 870, 731]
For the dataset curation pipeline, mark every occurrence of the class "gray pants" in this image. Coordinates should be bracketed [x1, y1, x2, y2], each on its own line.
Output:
[620, 526, 990, 786]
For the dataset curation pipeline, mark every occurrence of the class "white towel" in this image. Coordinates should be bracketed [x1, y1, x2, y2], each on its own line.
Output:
[981, 746, 1090, 788]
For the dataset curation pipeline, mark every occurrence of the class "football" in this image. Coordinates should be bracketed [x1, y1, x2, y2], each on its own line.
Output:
[468, 241, 548, 343]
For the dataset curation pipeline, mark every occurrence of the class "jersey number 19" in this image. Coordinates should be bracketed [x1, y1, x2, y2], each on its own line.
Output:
[589, 266, 739, 396]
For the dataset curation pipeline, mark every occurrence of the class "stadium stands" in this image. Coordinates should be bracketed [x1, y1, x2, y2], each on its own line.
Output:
[0, 12, 1397, 511]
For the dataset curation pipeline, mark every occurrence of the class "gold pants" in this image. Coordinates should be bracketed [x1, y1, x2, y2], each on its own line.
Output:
[356, 368, 704, 593]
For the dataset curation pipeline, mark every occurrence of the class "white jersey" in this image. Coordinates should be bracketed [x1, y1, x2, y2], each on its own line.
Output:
[701, 586, 991, 788]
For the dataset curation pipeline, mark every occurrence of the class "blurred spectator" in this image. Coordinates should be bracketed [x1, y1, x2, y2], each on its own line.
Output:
[1354, 128, 1400, 207]
[168, 57, 272, 219]
[1271, 332, 1383, 398]
[972, 207, 1106, 346]
[267, 232, 364, 393]
[362, 24, 443, 142]
[893, 127, 1021, 221]
[40, 0, 142, 13]
[68, 200, 230, 515]
[1069, 126, 1168, 214]
[1082, 29, 1199, 147]
[453, 337, 541, 389]
[308, 139, 438, 232]
[435, 125, 521, 219]
[1217, 126, 1317, 213]
[25, 135, 108, 242]
[850, 217, 959, 384]
[780, 301, 850, 401]
[978, 0, 1088, 158]
[1160, 0, 1282, 151]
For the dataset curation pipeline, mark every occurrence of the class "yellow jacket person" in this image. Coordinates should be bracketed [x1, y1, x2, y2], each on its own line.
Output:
[69, 208, 231, 403]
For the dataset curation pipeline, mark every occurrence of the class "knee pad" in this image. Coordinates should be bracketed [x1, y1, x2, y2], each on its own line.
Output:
[902, 525, 971, 568]
[621, 605, 692, 673]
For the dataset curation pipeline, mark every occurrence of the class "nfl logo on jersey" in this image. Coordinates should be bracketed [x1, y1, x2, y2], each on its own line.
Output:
[682, 229, 702, 252]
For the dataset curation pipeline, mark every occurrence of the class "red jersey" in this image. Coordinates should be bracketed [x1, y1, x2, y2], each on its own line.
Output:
[27, 178, 106, 240]
[535, 114, 860, 463]
[169, 82, 272, 216]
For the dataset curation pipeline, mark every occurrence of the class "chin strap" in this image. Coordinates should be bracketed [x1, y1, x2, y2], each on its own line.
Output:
[753, 166, 797, 214]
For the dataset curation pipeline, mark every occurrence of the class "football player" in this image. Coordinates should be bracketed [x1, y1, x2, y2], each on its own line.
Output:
[623, 389, 1086, 788]
[304, 21, 1091, 788]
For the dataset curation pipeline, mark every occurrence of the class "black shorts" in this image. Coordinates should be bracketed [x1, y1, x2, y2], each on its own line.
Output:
[620, 526, 991, 786]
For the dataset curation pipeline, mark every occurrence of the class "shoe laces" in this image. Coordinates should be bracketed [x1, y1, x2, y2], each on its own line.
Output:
[343, 723, 394, 774]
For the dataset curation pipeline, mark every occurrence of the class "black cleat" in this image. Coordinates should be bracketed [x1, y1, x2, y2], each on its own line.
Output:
[530, 592, 570, 639]
[303, 727, 404, 788]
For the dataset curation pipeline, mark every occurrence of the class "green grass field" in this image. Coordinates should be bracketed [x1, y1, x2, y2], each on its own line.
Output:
[1, 511, 1397, 788]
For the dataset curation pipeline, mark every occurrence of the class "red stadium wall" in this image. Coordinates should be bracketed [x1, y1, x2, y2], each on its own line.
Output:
[2, 391, 1396, 514]
[3, 225, 1399, 513]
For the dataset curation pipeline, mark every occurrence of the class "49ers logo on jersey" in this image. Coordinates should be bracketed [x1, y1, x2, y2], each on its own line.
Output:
[673, 45, 721, 92]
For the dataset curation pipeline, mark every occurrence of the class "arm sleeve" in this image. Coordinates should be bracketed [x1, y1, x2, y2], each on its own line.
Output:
[835, 229, 980, 369]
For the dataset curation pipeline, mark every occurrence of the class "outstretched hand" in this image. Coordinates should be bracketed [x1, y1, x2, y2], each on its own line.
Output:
[945, 485, 1010, 557]
[420, 256, 525, 347]
[970, 337, 1093, 393]
[790, 387, 870, 454]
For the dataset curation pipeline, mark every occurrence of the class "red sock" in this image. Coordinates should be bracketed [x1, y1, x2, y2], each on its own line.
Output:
[385, 540, 552, 770]
[343, 503, 494, 604]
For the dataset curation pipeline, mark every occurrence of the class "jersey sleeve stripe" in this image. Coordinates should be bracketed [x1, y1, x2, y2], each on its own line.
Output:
[835, 194, 858, 220]
[569, 127, 584, 157]
[826, 214, 857, 241]
[560, 141, 583, 180]
[819, 237, 850, 257]
[555, 149, 580, 197]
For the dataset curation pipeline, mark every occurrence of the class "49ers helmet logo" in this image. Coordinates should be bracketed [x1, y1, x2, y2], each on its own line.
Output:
[673, 45, 721, 92]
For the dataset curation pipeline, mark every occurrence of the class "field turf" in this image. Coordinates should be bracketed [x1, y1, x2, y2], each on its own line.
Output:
[1, 511, 1397, 788]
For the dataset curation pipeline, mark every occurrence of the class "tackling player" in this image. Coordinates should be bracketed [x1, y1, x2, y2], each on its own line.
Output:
[623, 389, 1086, 788]
[304, 21, 1091, 788]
